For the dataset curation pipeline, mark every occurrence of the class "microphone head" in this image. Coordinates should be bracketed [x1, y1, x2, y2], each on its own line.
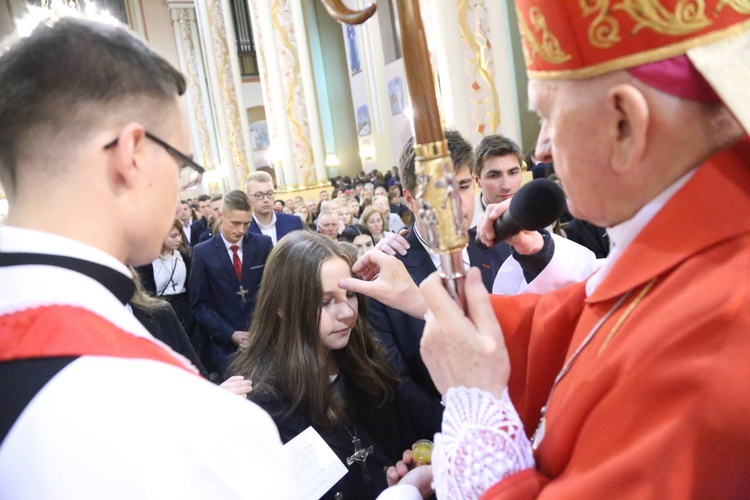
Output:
[509, 178, 566, 231]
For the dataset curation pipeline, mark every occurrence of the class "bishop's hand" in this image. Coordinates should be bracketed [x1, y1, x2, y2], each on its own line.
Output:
[419, 267, 510, 400]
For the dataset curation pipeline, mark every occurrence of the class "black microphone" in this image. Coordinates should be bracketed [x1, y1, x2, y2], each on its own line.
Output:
[475, 178, 566, 248]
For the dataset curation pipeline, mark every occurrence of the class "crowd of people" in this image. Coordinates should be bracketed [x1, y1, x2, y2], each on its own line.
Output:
[2, 3, 750, 499]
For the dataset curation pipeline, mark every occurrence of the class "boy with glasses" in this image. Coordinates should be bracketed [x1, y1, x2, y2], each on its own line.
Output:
[245, 170, 303, 245]
[0, 14, 295, 498]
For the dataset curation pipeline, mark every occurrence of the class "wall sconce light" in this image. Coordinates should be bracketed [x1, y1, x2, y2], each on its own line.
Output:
[325, 154, 340, 167]
[359, 143, 375, 161]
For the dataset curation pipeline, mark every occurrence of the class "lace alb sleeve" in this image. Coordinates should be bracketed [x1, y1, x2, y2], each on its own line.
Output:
[432, 387, 535, 499]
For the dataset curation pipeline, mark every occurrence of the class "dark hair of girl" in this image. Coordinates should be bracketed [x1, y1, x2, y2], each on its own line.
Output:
[230, 231, 398, 429]
[338, 224, 374, 245]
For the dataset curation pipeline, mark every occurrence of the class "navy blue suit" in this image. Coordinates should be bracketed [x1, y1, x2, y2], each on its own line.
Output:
[189, 232, 273, 377]
[366, 227, 511, 399]
[247, 212, 305, 243]
[189, 218, 209, 247]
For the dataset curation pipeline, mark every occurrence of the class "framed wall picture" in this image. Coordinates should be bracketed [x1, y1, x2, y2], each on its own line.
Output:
[388, 77, 404, 115]
[249, 121, 270, 151]
[356, 105, 371, 136]
[346, 25, 362, 75]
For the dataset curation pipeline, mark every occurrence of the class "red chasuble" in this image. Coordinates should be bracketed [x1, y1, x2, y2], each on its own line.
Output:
[484, 138, 750, 498]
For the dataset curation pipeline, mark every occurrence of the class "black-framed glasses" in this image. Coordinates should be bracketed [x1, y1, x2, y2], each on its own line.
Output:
[251, 190, 275, 201]
[104, 131, 205, 190]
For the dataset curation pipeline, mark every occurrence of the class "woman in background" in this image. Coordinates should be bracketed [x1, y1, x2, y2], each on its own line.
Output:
[294, 205, 315, 230]
[360, 206, 393, 244]
[338, 206, 354, 228]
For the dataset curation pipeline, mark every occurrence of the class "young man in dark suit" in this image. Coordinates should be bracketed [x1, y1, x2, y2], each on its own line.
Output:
[190, 190, 273, 379]
[365, 131, 526, 403]
[245, 170, 304, 245]
[357, 132, 596, 407]
[189, 194, 211, 246]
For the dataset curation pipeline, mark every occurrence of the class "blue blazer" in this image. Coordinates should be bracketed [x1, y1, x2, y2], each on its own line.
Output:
[366, 227, 511, 399]
[247, 212, 305, 243]
[189, 232, 273, 362]
[189, 218, 208, 247]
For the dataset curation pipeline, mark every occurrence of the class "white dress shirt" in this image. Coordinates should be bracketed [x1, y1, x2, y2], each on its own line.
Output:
[253, 212, 278, 245]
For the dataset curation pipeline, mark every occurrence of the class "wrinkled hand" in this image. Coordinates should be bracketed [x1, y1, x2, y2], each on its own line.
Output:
[376, 229, 411, 256]
[386, 450, 434, 498]
[231, 330, 249, 347]
[219, 375, 253, 397]
[420, 267, 510, 399]
[477, 200, 544, 255]
[340, 249, 426, 318]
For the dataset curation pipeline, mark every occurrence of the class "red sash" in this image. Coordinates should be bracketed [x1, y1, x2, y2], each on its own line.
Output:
[0, 305, 196, 374]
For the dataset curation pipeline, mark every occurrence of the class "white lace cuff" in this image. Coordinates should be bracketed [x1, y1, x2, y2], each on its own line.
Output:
[433, 387, 535, 499]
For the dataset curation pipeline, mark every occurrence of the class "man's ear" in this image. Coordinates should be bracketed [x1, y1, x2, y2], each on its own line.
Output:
[403, 188, 418, 213]
[608, 84, 649, 174]
[111, 123, 147, 187]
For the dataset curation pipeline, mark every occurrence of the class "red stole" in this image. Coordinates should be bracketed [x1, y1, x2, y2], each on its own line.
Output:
[0, 305, 196, 374]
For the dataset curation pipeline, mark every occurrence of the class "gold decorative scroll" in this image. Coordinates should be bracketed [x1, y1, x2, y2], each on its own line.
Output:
[249, 0, 278, 176]
[457, 0, 501, 136]
[582, 0, 623, 48]
[517, 6, 572, 65]
[715, 0, 750, 14]
[175, 9, 213, 170]
[271, 0, 316, 186]
[615, 0, 711, 35]
[582, 1, 712, 49]
[208, 0, 249, 185]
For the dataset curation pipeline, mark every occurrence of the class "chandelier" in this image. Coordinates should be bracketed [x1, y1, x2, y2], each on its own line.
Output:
[15, 0, 119, 37]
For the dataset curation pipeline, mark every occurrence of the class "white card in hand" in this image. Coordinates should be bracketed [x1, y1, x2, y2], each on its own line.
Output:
[283, 426, 348, 500]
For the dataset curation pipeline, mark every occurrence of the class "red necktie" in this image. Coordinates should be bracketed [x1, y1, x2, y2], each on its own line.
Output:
[230, 245, 242, 281]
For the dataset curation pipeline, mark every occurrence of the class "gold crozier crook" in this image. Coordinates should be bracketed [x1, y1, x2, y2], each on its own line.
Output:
[320, 0, 469, 309]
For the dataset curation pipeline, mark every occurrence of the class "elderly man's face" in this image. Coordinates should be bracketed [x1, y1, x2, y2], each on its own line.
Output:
[529, 79, 612, 226]
[373, 197, 390, 215]
[318, 213, 339, 239]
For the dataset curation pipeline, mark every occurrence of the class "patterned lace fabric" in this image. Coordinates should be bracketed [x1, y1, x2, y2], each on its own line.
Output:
[433, 387, 535, 499]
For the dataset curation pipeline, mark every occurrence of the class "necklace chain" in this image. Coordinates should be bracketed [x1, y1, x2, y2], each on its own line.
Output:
[532, 288, 635, 449]
[158, 252, 178, 291]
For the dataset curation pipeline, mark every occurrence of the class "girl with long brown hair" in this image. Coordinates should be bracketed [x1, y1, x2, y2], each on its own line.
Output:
[231, 231, 437, 498]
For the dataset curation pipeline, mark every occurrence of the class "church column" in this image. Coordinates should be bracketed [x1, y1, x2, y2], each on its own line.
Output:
[421, 0, 514, 146]
[249, 0, 328, 190]
[288, 0, 328, 185]
[193, 0, 253, 188]
[168, 2, 229, 193]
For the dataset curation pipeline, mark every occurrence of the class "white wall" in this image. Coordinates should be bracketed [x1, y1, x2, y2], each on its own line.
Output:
[241, 80, 264, 109]
[139, 0, 180, 69]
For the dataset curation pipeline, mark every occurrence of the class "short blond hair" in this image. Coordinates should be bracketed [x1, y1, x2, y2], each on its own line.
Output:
[247, 170, 273, 184]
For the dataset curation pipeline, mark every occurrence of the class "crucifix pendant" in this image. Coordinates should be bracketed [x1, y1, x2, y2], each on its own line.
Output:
[236, 285, 249, 302]
[346, 437, 373, 483]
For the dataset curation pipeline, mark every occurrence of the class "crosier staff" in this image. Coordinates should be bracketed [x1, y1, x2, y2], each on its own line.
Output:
[320, 0, 468, 309]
